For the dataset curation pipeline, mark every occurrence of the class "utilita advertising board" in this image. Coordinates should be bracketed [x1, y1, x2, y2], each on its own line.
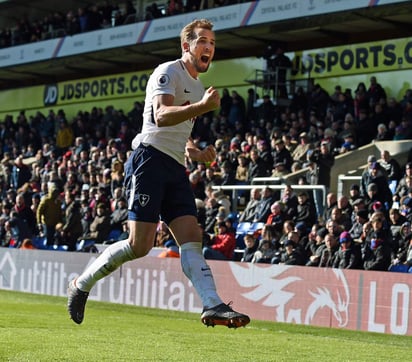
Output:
[0, 248, 410, 335]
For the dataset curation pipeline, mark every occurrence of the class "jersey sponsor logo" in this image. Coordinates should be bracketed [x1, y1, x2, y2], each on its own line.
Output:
[138, 194, 150, 207]
[229, 263, 350, 327]
[157, 74, 170, 87]
[184, 88, 191, 93]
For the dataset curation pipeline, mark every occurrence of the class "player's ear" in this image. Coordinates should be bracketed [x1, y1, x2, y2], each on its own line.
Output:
[183, 42, 190, 52]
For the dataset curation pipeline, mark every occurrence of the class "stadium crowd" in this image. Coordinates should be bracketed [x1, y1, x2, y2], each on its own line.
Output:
[0, 0, 242, 48]
[1, 68, 412, 273]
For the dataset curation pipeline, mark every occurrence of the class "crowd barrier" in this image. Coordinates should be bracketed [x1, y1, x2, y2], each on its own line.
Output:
[1, 248, 411, 335]
[211, 183, 326, 214]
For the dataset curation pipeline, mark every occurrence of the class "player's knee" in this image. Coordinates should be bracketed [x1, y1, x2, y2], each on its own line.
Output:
[130, 241, 152, 258]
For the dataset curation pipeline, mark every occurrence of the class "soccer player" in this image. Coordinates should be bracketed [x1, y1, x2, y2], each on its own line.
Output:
[67, 19, 250, 328]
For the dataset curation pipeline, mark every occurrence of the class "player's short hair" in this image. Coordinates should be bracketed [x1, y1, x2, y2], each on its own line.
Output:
[180, 19, 214, 45]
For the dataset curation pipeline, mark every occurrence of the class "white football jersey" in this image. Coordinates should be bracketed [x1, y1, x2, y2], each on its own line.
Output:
[131, 59, 205, 165]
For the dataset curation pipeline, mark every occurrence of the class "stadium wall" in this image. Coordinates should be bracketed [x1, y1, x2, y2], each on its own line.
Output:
[0, 36, 411, 122]
[1, 248, 411, 336]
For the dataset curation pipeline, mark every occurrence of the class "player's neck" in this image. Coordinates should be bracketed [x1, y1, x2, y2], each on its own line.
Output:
[180, 56, 198, 79]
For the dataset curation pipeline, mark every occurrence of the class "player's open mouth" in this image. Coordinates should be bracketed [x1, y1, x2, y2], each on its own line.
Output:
[201, 55, 210, 64]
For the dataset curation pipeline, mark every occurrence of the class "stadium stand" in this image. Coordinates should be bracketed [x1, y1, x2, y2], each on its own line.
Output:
[1, 1, 412, 274]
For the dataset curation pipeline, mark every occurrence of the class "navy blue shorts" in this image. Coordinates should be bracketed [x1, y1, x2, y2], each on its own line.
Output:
[124, 144, 197, 224]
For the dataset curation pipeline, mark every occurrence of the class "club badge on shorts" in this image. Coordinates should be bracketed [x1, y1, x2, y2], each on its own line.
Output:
[138, 194, 150, 207]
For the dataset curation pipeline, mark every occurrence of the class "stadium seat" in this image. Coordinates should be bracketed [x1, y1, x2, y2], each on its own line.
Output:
[249, 222, 265, 235]
[388, 264, 409, 273]
[76, 239, 98, 252]
[32, 236, 48, 249]
[49, 245, 69, 251]
[235, 222, 251, 248]
[107, 229, 121, 241]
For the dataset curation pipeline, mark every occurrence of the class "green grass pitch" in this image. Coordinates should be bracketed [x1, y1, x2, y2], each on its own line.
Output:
[0, 290, 411, 361]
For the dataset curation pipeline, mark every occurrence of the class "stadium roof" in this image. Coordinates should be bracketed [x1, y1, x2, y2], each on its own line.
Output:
[0, 0, 411, 90]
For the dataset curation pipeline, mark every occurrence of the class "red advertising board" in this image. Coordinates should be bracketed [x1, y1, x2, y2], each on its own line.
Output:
[1, 249, 411, 335]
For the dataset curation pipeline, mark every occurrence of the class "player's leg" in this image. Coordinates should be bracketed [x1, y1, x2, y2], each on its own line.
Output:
[168, 215, 222, 308]
[68, 144, 160, 324]
[67, 222, 156, 324]
[169, 215, 250, 328]
[76, 221, 156, 291]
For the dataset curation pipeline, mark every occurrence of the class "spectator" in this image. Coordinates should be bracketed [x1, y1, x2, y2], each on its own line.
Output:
[203, 221, 235, 261]
[253, 187, 276, 223]
[256, 95, 276, 124]
[354, 82, 368, 118]
[36, 185, 63, 246]
[271, 138, 293, 172]
[11, 155, 32, 190]
[380, 150, 401, 185]
[328, 206, 352, 232]
[348, 184, 362, 207]
[318, 233, 339, 267]
[256, 139, 273, 171]
[247, 148, 270, 182]
[240, 233, 259, 262]
[265, 201, 285, 233]
[158, 239, 180, 258]
[14, 192, 36, 240]
[203, 196, 220, 235]
[56, 119, 74, 153]
[337, 195, 352, 218]
[356, 108, 375, 146]
[306, 226, 327, 266]
[61, 191, 83, 251]
[291, 132, 314, 164]
[278, 238, 306, 265]
[394, 162, 412, 203]
[251, 238, 277, 264]
[280, 184, 298, 221]
[399, 196, 412, 221]
[65, 9, 80, 36]
[392, 222, 412, 267]
[360, 155, 388, 195]
[110, 196, 128, 232]
[373, 123, 391, 142]
[365, 163, 392, 211]
[294, 191, 317, 227]
[271, 162, 289, 178]
[238, 188, 261, 223]
[20, 238, 36, 250]
[367, 76, 387, 109]
[235, 154, 249, 183]
[220, 160, 237, 186]
[81, 202, 111, 244]
[333, 231, 362, 269]
[349, 209, 369, 241]
[363, 213, 392, 271]
[228, 90, 246, 129]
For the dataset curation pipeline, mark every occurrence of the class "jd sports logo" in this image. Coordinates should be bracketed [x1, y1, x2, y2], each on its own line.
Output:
[138, 194, 150, 207]
[44, 84, 58, 106]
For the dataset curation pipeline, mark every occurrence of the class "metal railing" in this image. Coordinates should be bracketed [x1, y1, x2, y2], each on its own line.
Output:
[211, 183, 327, 214]
[337, 174, 361, 198]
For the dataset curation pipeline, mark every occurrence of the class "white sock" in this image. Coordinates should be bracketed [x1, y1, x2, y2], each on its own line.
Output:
[76, 239, 136, 292]
[180, 242, 222, 309]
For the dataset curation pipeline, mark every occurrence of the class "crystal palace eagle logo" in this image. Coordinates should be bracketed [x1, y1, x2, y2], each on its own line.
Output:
[229, 263, 350, 327]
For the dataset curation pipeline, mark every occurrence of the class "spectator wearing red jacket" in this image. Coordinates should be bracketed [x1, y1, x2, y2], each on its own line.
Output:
[203, 222, 235, 260]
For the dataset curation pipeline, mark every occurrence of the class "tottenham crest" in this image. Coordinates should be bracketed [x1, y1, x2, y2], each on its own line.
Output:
[138, 194, 150, 207]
